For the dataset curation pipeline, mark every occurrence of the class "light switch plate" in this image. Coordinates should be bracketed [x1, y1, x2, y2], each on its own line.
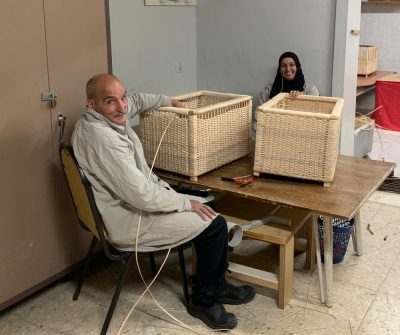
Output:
[144, 0, 196, 6]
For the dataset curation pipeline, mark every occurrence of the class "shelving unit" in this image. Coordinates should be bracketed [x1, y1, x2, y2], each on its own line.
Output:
[354, 71, 394, 157]
[356, 70, 395, 97]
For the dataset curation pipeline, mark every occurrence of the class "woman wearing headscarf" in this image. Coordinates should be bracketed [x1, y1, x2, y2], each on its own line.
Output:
[259, 51, 319, 104]
[252, 52, 319, 139]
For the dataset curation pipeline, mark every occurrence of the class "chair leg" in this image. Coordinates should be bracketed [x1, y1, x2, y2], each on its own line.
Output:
[177, 245, 190, 307]
[73, 236, 97, 301]
[101, 252, 135, 335]
[149, 252, 157, 276]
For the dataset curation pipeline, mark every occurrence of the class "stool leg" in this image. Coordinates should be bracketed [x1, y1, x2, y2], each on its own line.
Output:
[352, 211, 363, 256]
[278, 238, 294, 309]
[313, 214, 325, 304]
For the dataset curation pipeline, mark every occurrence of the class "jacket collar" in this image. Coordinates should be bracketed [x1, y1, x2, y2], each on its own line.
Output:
[84, 107, 128, 135]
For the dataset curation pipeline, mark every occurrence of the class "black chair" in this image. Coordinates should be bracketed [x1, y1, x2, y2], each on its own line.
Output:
[59, 143, 189, 335]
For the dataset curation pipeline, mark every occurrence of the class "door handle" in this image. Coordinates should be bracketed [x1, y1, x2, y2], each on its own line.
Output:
[57, 114, 66, 142]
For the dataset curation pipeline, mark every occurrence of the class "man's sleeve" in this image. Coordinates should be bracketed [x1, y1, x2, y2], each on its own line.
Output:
[127, 93, 171, 118]
[259, 84, 272, 106]
[88, 134, 191, 213]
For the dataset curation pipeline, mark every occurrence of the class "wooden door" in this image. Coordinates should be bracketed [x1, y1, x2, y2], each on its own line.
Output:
[0, 0, 109, 309]
[0, 0, 60, 308]
[44, 0, 109, 270]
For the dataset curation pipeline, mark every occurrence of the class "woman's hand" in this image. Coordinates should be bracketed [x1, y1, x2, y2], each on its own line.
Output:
[190, 200, 218, 221]
[288, 90, 302, 98]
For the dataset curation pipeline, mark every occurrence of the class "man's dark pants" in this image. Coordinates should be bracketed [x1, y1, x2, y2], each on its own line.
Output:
[191, 215, 228, 306]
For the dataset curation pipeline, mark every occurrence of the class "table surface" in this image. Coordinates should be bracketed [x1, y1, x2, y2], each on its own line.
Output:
[157, 155, 395, 219]
[377, 73, 400, 83]
[357, 70, 395, 87]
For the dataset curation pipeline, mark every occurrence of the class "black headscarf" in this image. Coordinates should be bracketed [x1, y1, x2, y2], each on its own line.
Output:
[269, 52, 305, 99]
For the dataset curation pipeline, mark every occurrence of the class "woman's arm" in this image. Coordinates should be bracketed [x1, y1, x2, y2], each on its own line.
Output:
[304, 83, 319, 96]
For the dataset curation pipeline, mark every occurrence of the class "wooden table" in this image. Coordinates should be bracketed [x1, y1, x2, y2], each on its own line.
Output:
[157, 155, 395, 306]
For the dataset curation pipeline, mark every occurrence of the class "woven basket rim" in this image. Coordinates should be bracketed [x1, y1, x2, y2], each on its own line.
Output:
[173, 90, 250, 100]
[155, 90, 252, 116]
[257, 93, 343, 119]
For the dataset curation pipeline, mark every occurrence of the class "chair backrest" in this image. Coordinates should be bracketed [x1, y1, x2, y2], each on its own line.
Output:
[60, 143, 102, 240]
[60, 143, 129, 261]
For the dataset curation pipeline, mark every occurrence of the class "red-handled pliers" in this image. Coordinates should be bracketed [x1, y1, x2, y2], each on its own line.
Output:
[221, 175, 255, 187]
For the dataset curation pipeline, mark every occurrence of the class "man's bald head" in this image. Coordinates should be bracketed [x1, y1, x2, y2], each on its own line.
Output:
[86, 73, 122, 99]
[85, 73, 128, 126]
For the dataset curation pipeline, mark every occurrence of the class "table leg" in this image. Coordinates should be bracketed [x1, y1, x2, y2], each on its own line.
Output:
[312, 214, 325, 304]
[352, 210, 363, 256]
[323, 215, 333, 307]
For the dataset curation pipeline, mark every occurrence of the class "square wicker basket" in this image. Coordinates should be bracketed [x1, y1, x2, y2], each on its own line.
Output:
[139, 90, 252, 181]
[254, 93, 343, 186]
[358, 45, 377, 77]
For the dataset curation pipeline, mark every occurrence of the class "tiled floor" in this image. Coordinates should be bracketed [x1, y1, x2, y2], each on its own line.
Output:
[1, 189, 400, 334]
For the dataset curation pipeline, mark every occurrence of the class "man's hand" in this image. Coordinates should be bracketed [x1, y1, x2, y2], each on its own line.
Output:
[190, 200, 218, 221]
[171, 99, 185, 108]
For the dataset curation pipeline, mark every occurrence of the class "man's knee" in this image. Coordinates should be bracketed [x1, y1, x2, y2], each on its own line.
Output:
[195, 214, 227, 242]
[208, 215, 228, 237]
[212, 214, 227, 227]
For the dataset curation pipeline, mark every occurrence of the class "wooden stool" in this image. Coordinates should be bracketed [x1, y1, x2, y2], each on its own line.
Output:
[215, 195, 313, 309]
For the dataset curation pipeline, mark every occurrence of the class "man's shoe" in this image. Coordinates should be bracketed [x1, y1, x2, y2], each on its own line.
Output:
[187, 299, 238, 330]
[217, 283, 256, 305]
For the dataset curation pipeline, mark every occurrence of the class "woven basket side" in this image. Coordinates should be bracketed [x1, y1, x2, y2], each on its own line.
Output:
[358, 45, 377, 61]
[139, 93, 252, 178]
[358, 45, 377, 76]
[190, 100, 251, 176]
[139, 111, 191, 175]
[254, 111, 340, 182]
[254, 94, 342, 183]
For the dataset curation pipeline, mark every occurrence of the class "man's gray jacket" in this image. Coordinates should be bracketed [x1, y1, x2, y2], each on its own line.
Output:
[72, 93, 211, 251]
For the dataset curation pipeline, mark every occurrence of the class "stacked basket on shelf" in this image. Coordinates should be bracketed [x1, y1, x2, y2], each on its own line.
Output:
[139, 90, 252, 181]
[253, 93, 343, 187]
[358, 45, 377, 77]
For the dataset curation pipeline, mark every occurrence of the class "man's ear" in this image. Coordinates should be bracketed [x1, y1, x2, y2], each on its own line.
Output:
[86, 99, 94, 109]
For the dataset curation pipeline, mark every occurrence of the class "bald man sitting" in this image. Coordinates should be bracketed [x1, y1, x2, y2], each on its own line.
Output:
[71, 74, 255, 330]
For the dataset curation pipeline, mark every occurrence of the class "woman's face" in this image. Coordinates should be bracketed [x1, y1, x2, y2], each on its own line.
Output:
[280, 57, 297, 81]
